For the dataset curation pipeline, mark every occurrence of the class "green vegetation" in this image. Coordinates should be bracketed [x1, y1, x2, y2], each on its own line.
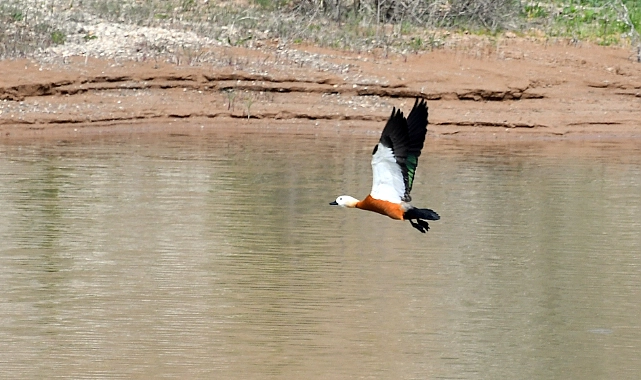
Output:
[0, 2, 70, 57]
[543, 0, 640, 45]
[0, 0, 639, 60]
[51, 30, 66, 45]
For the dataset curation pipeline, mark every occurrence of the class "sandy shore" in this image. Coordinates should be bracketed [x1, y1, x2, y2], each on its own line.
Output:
[1, 38, 640, 142]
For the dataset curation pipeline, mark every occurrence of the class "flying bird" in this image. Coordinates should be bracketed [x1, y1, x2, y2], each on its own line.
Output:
[330, 98, 439, 233]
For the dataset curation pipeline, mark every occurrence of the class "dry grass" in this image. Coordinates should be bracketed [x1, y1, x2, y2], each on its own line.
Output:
[0, 0, 639, 61]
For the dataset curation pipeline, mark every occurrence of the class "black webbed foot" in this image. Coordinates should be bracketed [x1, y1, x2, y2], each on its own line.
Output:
[409, 219, 429, 233]
[417, 219, 430, 231]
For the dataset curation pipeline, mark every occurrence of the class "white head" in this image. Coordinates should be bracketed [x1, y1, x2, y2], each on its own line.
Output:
[330, 195, 359, 208]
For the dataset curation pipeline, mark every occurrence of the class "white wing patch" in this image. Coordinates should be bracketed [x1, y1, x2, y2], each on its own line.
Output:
[370, 143, 406, 203]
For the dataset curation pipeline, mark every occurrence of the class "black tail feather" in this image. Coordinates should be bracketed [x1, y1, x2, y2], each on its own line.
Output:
[404, 207, 440, 221]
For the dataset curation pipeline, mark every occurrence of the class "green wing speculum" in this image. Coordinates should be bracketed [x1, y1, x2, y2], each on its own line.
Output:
[406, 155, 419, 195]
[401, 98, 428, 202]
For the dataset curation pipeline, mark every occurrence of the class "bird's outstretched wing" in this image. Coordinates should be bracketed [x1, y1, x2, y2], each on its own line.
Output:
[370, 98, 428, 203]
[404, 98, 428, 196]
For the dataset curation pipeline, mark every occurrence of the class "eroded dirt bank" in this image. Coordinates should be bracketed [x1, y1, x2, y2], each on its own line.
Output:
[1, 39, 640, 141]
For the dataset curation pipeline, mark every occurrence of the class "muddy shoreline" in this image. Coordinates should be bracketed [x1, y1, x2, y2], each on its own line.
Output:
[1, 39, 640, 143]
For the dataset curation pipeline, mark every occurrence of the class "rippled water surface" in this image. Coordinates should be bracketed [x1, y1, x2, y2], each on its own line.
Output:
[1, 129, 640, 379]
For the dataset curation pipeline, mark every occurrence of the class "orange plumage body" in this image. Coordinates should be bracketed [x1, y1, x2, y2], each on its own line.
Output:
[356, 195, 406, 220]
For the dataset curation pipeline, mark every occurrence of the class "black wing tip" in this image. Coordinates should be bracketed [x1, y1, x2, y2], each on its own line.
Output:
[379, 105, 409, 148]
[385, 98, 426, 128]
[410, 98, 429, 123]
[390, 106, 404, 120]
[410, 97, 428, 116]
[414, 96, 428, 107]
[378, 97, 429, 155]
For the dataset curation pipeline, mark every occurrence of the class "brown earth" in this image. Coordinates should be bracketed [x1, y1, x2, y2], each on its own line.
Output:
[1, 39, 640, 142]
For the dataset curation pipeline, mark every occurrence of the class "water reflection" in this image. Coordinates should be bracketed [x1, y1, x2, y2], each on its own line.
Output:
[0, 131, 640, 379]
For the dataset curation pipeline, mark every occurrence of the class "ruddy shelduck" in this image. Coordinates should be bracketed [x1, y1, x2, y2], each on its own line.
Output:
[330, 98, 440, 233]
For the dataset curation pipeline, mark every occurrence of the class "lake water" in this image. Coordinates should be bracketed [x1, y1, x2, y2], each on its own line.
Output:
[1, 128, 640, 379]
